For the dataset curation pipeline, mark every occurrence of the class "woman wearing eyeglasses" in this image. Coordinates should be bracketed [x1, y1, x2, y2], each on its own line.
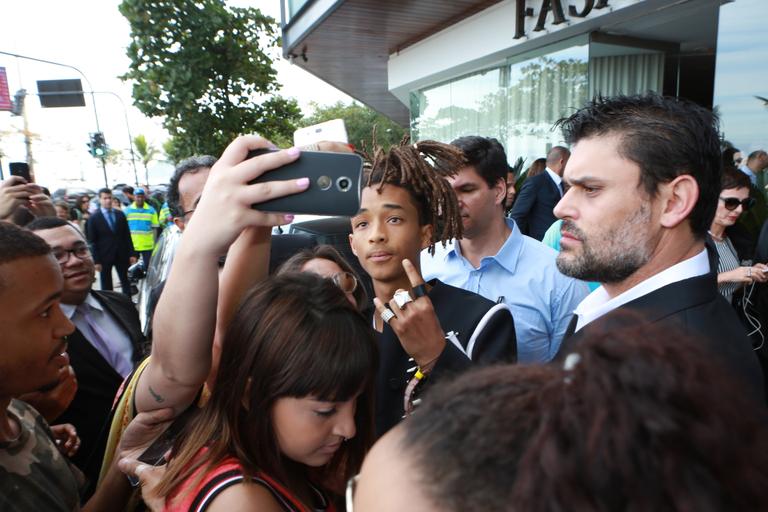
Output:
[278, 245, 368, 312]
[709, 168, 768, 304]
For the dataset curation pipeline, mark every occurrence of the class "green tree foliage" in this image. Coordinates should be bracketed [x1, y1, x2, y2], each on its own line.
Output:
[298, 101, 407, 151]
[119, 0, 302, 163]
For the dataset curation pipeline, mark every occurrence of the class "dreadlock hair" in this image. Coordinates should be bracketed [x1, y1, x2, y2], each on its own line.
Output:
[363, 138, 465, 255]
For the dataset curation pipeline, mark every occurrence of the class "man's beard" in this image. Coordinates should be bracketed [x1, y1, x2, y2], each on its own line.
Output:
[556, 205, 652, 284]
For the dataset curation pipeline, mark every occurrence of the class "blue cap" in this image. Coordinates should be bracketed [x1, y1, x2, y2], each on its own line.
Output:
[135, 188, 146, 195]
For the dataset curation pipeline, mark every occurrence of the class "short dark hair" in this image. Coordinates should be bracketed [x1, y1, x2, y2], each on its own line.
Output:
[0, 221, 51, 265]
[722, 146, 741, 170]
[450, 136, 509, 189]
[0, 221, 52, 291]
[401, 316, 768, 511]
[556, 94, 722, 238]
[98, 187, 111, 197]
[122, 185, 134, 195]
[26, 216, 82, 236]
[167, 155, 217, 217]
[721, 167, 751, 191]
[747, 150, 767, 161]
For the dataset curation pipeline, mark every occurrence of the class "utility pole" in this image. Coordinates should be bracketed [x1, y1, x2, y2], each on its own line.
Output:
[11, 88, 36, 182]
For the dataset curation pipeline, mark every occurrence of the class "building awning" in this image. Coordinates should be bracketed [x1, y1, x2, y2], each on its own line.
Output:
[281, 0, 502, 126]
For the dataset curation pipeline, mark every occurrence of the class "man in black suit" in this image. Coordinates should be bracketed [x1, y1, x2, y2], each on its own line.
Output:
[27, 217, 145, 495]
[86, 188, 135, 295]
[509, 146, 570, 240]
[552, 94, 764, 403]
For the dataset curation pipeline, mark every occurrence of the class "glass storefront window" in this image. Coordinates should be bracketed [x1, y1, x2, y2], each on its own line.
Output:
[713, 0, 768, 154]
[411, 37, 588, 165]
[284, 0, 311, 22]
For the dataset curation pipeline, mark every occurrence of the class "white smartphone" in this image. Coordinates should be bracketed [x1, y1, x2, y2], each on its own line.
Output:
[294, 119, 348, 147]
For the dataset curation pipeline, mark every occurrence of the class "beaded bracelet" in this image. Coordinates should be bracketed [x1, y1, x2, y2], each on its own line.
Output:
[403, 354, 440, 416]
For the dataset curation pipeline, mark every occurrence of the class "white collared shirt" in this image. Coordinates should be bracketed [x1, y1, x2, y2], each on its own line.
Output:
[60, 293, 134, 377]
[573, 249, 710, 332]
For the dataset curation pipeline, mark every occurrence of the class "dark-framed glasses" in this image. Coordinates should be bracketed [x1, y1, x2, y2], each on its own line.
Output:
[345, 474, 359, 511]
[53, 244, 91, 264]
[331, 271, 358, 294]
[720, 196, 755, 211]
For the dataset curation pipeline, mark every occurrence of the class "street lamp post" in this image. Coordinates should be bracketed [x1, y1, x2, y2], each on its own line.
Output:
[0, 50, 109, 186]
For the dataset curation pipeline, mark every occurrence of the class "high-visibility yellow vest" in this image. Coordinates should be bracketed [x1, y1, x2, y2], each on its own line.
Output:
[124, 203, 159, 251]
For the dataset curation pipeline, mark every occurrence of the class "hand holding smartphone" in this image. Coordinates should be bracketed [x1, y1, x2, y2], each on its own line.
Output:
[247, 148, 363, 217]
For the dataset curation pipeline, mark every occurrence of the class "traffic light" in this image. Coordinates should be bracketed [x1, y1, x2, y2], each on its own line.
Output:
[88, 132, 108, 158]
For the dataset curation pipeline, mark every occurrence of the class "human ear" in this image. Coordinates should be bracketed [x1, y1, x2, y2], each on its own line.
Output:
[659, 175, 699, 229]
[172, 217, 185, 231]
[493, 177, 507, 207]
[349, 233, 358, 257]
[419, 224, 434, 250]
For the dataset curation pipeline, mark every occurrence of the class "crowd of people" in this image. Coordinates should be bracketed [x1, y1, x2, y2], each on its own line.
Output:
[1, 93, 768, 511]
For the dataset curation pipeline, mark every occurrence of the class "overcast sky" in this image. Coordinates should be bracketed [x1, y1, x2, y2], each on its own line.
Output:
[0, 0, 351, 189]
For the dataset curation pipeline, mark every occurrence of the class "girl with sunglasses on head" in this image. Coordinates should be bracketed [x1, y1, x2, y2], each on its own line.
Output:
[709, 168, 768, 304]
[278, 245, 368, 312]
[118, 136, 378, 511]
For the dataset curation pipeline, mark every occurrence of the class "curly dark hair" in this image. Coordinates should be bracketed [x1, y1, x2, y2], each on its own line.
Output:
[400, 314, 768, 511]
[364, 138, 465, 254]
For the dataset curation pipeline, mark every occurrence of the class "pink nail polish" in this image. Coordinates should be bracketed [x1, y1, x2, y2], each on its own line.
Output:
[284, 214, 295, 223]
[287, 146, 301, 157]
[296, 177, 310, 188]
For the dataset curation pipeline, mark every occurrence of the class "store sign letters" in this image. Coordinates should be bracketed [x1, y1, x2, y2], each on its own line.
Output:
[515, 0, 611, 39]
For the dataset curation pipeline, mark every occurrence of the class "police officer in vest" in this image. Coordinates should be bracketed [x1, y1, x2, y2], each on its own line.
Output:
[124, 188, 160, 270]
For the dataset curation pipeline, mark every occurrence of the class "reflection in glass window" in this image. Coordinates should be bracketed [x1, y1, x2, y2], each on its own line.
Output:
[713, 0, 768, 153]
[411, 39, 588, 165]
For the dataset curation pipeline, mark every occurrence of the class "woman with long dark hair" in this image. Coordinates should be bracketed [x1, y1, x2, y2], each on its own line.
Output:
[156, 273, 376, 510]
[120, 137, 378, 510]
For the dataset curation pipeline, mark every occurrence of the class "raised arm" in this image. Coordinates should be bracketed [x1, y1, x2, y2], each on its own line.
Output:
[207, 225, 272, 389]
[135, 138, 308, 414]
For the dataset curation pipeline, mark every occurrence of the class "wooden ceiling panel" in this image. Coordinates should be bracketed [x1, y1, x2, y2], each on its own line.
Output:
[284, 0, 501, 126]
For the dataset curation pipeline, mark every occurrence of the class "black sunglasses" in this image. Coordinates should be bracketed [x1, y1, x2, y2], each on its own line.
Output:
[720, 196, 755, 211]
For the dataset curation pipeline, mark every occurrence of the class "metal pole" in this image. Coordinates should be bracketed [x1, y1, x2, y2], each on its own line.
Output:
[0, 50, 108, 187]
[33, 90, 141, 187]
[93, 91, 140, 186]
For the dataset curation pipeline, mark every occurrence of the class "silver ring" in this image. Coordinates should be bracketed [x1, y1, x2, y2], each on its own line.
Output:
[381, 308, 396, 324]
[394, 290, 413, 309]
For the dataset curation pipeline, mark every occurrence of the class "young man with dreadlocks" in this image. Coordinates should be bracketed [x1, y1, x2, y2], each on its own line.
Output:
[349, 140, 517, 436]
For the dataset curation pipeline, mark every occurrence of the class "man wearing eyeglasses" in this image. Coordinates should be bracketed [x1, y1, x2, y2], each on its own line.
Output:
[25, 216, 145, 497]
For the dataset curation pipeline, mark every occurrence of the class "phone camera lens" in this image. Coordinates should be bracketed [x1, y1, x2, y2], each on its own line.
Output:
[317, 176, 332, 190]
[337, 177, 351, 192]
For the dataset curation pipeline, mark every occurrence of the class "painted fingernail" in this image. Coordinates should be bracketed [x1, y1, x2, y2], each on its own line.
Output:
[284, 214, 295, 223]
[296, 177, 310, 189]
[287, 146, 300, 157]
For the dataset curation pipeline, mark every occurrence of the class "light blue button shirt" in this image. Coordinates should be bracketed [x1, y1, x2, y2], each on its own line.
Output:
[421, 219, 589, 363]
[739, 165, 758, 186]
